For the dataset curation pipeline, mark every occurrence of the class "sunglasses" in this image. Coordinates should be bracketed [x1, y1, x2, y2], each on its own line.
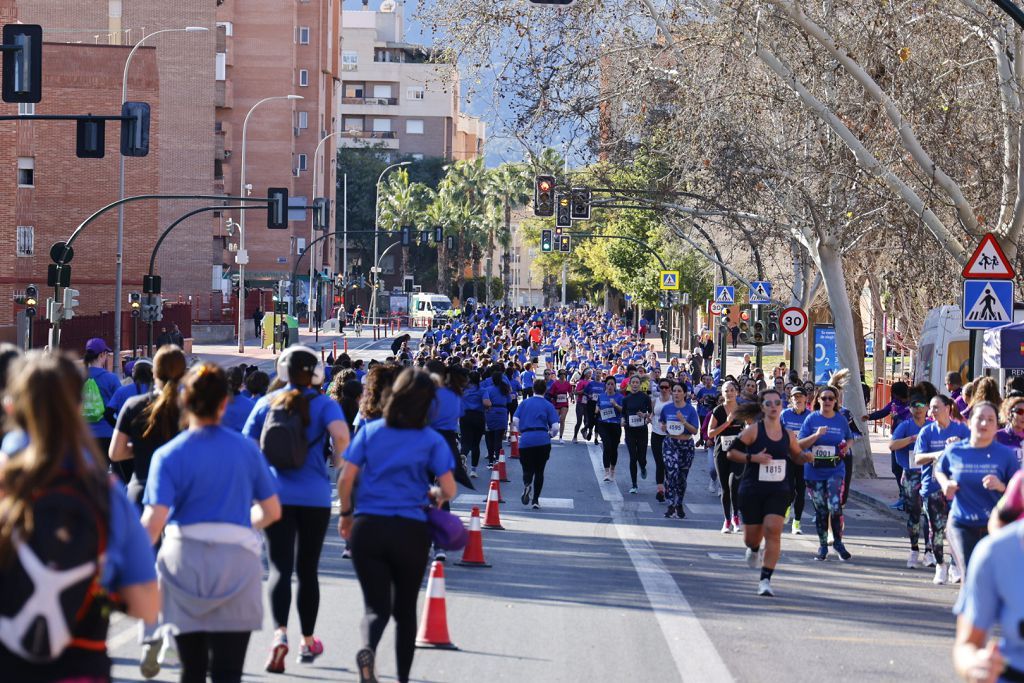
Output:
[819, 396, 836, 402]
[659, 384, 671, 389]
[911, 402, 927, 409]
[762, 400, 782, 407]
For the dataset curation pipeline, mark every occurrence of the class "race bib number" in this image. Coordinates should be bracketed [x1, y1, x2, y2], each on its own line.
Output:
[600, 407, 616, 421]
[720, 435, 737, 452]
[813, 444, 836, 466]
[666, 421, 685, 436]
[557, 393, 569, 404]
[758, 460, 786, 482]
[628, 414, 644, 428]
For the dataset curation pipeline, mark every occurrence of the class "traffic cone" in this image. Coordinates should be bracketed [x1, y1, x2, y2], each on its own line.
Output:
[481, 480, 505, 530]
[415, 561, 458, 650]
[496, 450, 511, 483]
[482, 469, 504, 503]
[456, 507, 491, 568]
[509, 430, 520, 458]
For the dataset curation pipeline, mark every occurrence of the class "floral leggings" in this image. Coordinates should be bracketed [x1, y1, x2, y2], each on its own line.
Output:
[664, 438, 695, 508]
[923, 488, 948, 565]
[901, 470, 923, 551]
[806, 472, 845, 546]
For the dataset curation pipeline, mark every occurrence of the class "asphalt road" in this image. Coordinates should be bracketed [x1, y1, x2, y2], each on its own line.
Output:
[107, 409, 960, 683]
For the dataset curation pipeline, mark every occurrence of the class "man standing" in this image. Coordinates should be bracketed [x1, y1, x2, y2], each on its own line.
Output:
[170, 324, 184, 348]
[253, 306, 264, 340]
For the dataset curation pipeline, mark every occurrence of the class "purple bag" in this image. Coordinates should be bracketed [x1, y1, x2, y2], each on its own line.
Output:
[426, 507, 468, 550]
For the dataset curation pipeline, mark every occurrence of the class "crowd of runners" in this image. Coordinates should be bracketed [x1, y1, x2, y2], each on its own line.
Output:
[0, 303, 1020, 683]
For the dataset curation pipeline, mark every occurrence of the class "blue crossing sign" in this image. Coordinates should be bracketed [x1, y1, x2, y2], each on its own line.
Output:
[962, 280, 1014, 330]
[714, 286, 735, 305]
[749, 281, 772, 305]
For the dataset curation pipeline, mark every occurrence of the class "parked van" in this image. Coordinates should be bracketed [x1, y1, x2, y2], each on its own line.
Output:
[914, 305, 971, 387]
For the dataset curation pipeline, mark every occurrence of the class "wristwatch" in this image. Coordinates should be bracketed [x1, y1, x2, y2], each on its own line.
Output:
[339, 508, 354, 517]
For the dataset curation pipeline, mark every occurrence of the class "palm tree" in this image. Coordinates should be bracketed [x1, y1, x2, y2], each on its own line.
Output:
[438, 158, 493, 302]
[529, 147, 566, 178]
[487, 162, 532, 304]
[377, 168, 430, 284]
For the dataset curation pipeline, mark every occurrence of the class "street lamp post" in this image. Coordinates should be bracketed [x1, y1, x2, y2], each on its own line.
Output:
[115, 25, 207, 370]
[370, 161, 410, 325]
[308, 130, 344, 331]
[237, 94, 303, 353]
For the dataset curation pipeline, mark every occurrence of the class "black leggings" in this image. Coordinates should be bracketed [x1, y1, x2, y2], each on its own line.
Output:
[485, 428, 506, 464]
[650, 433, 666, 485]
[790, 464, 806, 521]
[573, 402, 588, 439]
[520, 444, 551, 502]
[175, 631, 251, 683]
[265, 505, 331, 636]
[624, 426, 648, 486]
[598, 422, 621, 469]
[715, 451, 742, 520]
[350, 515, 432, 683]
[460, 412, 485, 467]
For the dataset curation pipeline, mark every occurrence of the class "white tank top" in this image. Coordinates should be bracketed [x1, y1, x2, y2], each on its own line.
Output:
[651, 396, 671, 436]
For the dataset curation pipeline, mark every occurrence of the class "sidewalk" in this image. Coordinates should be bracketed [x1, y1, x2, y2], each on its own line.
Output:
[848, 428, 904, 519]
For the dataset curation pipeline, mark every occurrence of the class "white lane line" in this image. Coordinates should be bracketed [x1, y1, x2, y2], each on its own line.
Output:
[106, 614, 141, 651]
[452, 494, 575, 509]
[587, 443, 734, 683]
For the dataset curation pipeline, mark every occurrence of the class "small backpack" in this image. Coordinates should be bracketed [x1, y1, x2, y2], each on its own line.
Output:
[0, 475, 111, 663]
[259, 402, 309, 471]
[82, 378, 104, 424]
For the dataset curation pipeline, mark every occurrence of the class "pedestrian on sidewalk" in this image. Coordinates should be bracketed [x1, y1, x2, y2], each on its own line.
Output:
[254, 307, 264, 340]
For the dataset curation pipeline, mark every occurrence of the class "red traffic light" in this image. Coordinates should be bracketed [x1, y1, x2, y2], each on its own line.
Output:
[740, 310, 750, 321]
[539, 179, 552, 192]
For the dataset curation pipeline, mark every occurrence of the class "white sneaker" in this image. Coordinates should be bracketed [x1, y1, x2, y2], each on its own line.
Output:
[757, 578, 774, 597]
[158, 635, 178, 668]
[933, 564, 949, 585]
[791, 520, 802, 535]
[745, 546, 760, 569]
[721, 520, 732, 534]
[923, 551, 937, 567]
[950, 564, 962, 584]
[469, 468, 478, 478]
[628, 487, 638, 494]
[907, 550, 920, 569]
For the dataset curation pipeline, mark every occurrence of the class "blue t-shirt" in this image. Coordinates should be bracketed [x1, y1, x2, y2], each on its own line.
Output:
[514, 397, 559, 448]
[86, 366, 121, 439]
[344, 420, 454, 521]
[484, 383, 511, 431]
[798, 412, 854, 481]
[891, 419, 927, 471]
[144, 425, 277, 527]
[522, 370, 536, 389]
[108, 382, 149, 420]
[242, 386, 346, 508]
[596, 392, 624, 423]
[954, 520, 1024, 673]
[780, 407, 810, 436]
[222, 394, 256, 433]
[659, 401, 699, 435]
[462, 385, 484, 412]
[431, 387, 463, 432]
[104, 483, 158, 590]
[915, 421, 971, 496]
[938, 439, 1020, 526]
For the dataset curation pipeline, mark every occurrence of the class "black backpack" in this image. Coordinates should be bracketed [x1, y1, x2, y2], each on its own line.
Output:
[260, 402, 309, 471]
[0, 474, 112, 663]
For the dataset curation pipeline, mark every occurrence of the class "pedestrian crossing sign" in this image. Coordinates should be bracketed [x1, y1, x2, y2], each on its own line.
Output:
[749, 280, 772, 305]
[660, 270, 680, 290]
[715, 285, 735, 305]
[962, 280, 1014, 330]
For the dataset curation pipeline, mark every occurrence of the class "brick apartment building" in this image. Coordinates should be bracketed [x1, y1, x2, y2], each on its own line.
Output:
[216, 0, 341, 305]
[0, 38, 159, 333]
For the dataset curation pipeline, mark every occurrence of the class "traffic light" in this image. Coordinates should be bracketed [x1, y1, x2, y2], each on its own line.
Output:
[154, 296, 164, 322]
[24, 284, 37, 318]
[434, 225, 443, 243]
[555, 193, 571, 229]
[142, 274, 162, 294]
[129, 291, 141, 317]
[555, 226, 562, 236]
[534, 175, 555, 216]
[559, 235, 571, 253]
[738, 306, 751, 343]
[570, 187, 591, 220]
[76, 117, 105, 158]
[62, 288, 80, 320]
[46, 297, 64, 324]
[401, 225, 412, 247]
[445, 235, 455, 250]
[120, 101, 151, 157]
[267, 187, 289, 229]
[719, 306, 732, 334]
[767, 308, 780, 343]
[419, 230, 429, 246]
[312, 197, 329, 230]
[541, 229, 553, 252]
[47, 264, 71, 288]
[2, 24, 42, 104]
[752, 318, 766, 345]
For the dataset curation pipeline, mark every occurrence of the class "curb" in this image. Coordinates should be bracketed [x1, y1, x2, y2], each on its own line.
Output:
[848, 487, 903, 521]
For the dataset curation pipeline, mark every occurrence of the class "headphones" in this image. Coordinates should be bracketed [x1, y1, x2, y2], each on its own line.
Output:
[276, 345, 324, 386]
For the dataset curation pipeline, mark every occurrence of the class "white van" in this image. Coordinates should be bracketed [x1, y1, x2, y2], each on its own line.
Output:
[411, 293, 453, 321]
[914, 305, 971, 387]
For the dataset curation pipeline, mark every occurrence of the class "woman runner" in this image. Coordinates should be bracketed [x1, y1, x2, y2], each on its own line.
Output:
[659, 383, 700, 520]
[621, 375, 652, 494]
[460, 371, 486, 477]
[513, 379, 560, 508]
[708, 381, 744, 533]
[595, 377, 624, 481]
[546, 369, 573, 440]
[650, 378, 672, 503]
[780, 387, 811, 535]
[888, 395, 929, 568]
[482, 367, 511, 467]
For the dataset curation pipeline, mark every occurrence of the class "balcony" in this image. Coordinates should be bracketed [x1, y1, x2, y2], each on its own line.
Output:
[342, 96, 398, 106]
[339, 130, 398, 149]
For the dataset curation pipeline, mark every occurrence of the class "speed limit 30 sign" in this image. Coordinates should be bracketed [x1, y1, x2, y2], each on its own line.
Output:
[780, 306, 808, 336]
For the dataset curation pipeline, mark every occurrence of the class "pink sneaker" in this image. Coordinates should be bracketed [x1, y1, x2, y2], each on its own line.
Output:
[298, 637, 324, 664]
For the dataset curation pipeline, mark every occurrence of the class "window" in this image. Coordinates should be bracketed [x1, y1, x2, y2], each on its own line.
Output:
[407, 86, 424, 100]
[372, 118, 391, 132]
[216, 21, 233, 36]
[298, 69, 309, 87]
[406, 120, 424, 135]
[17, 157, 33, 187]
[372, 84, 393, 99]
[215, 52, 226, 81]
[411, 153, 424, 161]
[298, 26, 310, 44]
[297, 111, 308, 129]
[342, 51, 358, 70]
[15, 226, 33, 257]
[343, 117, 364, 131]
[298, 153, 308, 171]
[17, 102, 33, 116]
[344, 83, 364, 98]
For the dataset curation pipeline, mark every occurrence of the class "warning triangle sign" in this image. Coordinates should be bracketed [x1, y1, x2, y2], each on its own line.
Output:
[963, 233, 1015, 279]
[965, 283, 1011, 323]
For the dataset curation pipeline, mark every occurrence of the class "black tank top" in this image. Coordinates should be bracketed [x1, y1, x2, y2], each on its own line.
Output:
[739, 421, 793, 492]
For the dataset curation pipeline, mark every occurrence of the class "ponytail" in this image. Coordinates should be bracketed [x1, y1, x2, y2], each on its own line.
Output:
[142, 346, 187, 441]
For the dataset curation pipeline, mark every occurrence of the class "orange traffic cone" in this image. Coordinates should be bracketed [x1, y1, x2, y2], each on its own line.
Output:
[482, 480, 505, 530]
[496, 450, 511, 483]
[456, 506, 491, 568]
[415, 561, 458, 650]
[483, 469, 504, 503]
[509, 430, 520, 458]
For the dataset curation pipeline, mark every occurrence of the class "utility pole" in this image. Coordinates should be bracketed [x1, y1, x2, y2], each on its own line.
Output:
[560, 261, 567, 306]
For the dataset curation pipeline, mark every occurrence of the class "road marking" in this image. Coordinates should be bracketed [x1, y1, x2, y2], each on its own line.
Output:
[452, 494, 575, 509]
[587, 444, 734, 682]
[106, 614, 140, 651]
[684, 503, 722, 516]
[612, 501, 653, 513]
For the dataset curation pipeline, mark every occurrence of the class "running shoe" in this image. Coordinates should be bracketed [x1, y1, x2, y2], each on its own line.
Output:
[923, 551, 937, 567]
[140, 641, 161, 679]
[950, 564, 962, 584]
[745, 546, 760, 569]
[678, 505, 686, 519]
[157, 634, 178, 668]
[757, 579, 774, 597]
[656, 490, 665, 503]
[603, 469, 611, 482]
[265, 632, 288, 674]
[933, 564, 948, 585]
[356, 647, 377, 683]
[640, 466, 648, 480]
[834, 542, 852, 562]
[532, 502, 541, 509]
[469, 468, 478, 478]
[721, 520, 732, 534]
[628, 486, 638, 494]
[791, 520, 802, 535]
[889, 499, 905, 511]
[906, 550, 920, 569]
[732, 514, 741, 531]
[664, 506, 678, 519]
[298, 638, 324, 664]
[521, 484, 532, 506]
[341, 545, 352, 559]
[814, 545, 828, 561]
[434, 549, 447, 563]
